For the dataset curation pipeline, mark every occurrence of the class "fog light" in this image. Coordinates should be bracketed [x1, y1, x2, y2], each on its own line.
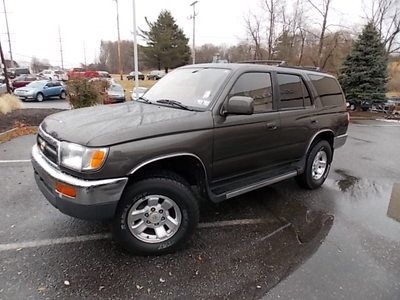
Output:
[55, 182, 77, 198]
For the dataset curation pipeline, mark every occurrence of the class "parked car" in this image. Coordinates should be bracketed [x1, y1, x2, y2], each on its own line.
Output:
[31, 63, 349, 255]
[39, 70, 63, 81]
[105, 83, 126, 104]
[11, 74, 39, 90]
[67, 68, 99, 80]
[127, 71, 145, 80]
[147, 70, 165, 80]
[98, 71, 112, 78]
[7, 67, 30, 79]
[131, 87, 148, 100]
[14, 80, 66, 102]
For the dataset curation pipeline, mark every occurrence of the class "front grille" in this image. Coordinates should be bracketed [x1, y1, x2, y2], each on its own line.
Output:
[37, 129, 59, 165]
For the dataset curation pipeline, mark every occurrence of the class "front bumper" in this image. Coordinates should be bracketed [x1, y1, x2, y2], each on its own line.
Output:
[31, 144, 128, 220]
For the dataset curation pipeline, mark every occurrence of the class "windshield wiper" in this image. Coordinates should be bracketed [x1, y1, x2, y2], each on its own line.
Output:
[136, 96, 152, 104]
[155, 99, 194, 111]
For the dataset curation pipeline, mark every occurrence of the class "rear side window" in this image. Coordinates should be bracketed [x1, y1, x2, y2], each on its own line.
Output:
[229, 72, 273, 113]
[309, 74, 344, 107]
[277, 74, 311, 109]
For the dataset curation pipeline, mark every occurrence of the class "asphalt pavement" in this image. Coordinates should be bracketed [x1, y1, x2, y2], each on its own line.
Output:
[0, 120, 399, 299]
[21, 99, 70, 110]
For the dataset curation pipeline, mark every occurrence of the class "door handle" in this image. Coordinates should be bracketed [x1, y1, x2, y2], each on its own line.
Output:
[266, 122, 278, 130]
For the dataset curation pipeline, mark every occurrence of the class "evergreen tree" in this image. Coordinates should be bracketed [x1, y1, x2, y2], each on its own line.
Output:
[339, 22, 388, 102]
[141, 11, 191, 73]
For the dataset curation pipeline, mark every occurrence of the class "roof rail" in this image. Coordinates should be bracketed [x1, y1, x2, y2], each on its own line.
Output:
[237, 60, 288, 66]
[235, 60, 323, 72]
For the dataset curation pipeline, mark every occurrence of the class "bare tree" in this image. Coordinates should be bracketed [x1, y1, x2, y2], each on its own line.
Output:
[306, 0, 333, 67]
[264, 0, 280, 59]
[366, 0, 400, 53]
[244, 13, 264, 60]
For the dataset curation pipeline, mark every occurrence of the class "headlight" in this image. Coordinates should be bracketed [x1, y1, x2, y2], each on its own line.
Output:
[60, 142, 108, 171]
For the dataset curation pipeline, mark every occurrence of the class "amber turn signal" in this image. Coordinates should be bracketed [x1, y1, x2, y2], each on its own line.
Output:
[89, 150, 106, 169]
[55, 182, 77, 198]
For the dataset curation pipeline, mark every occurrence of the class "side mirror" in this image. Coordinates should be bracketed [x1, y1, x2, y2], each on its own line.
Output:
[225, 96, 254, 115]
[43, 85, 48, 89]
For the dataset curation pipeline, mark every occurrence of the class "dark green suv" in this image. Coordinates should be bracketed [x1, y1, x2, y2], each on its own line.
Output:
[31, 63, 349, 255]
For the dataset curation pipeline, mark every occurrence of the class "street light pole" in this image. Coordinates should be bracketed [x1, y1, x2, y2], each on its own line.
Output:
[132, 0, 139, 91]
[2, 0, 13, 68]
[190, 1, 198, 65]
[114, 0, 123, 81]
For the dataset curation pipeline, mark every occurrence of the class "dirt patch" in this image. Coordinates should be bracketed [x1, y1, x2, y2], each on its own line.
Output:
[0, 109, 63, 132]
[0, 126, 38, 143]
[350, 111, 385, 120]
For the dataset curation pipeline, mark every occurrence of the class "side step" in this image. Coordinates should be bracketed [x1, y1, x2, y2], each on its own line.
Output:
[209, 168, 298, 201]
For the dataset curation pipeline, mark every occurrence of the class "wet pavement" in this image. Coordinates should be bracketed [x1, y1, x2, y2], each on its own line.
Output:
[0, 119, 399, 299]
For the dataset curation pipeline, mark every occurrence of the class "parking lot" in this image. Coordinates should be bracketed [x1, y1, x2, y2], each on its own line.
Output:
[0, 120, 399, 299]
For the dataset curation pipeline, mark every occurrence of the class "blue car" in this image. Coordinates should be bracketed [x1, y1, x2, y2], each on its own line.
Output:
[14, 80, 67, 102]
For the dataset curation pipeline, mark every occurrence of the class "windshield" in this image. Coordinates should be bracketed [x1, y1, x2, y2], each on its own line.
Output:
[109, 84, 124, 93]
[144, 68, 231, 109]
[26, 81, 45, 88]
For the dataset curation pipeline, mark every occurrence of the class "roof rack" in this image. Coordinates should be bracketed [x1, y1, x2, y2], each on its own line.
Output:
[279, 65, 321, 72]
[237, 60, 288, 66]
[236, 60, 323, 72]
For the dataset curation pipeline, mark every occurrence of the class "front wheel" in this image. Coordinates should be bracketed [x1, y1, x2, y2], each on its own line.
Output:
[296, 140, 332, 190]
[36, 93, 44, 102]
[112, 172, 199, 255]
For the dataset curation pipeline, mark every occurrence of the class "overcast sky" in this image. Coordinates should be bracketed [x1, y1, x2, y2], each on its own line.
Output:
[1, 0, 368, 68]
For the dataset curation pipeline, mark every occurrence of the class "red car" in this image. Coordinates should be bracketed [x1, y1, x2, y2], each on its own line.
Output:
[11, 75, 39, 91]
[67, 68, 99, 80]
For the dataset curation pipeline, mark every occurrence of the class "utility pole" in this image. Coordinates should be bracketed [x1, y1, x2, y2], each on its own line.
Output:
[114, 0, 123, 80]
[58, 26, 64, 70]
[83, 41, 87, 68]
[0, 40, 11, 93]
[132, 0, 139, 92]
[189, 1, 198, 64]
[2, 0, 13, 68]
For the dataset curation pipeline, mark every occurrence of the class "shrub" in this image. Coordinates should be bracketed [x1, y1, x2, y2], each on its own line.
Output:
[67, 78, 109, 109]
[0, 94, 23, 115]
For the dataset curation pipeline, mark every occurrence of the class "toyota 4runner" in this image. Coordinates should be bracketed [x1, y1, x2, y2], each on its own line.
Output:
[32, 63, 349, 255]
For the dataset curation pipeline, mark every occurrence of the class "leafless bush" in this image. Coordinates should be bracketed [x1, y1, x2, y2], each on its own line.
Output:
[0, 94, 23, 115]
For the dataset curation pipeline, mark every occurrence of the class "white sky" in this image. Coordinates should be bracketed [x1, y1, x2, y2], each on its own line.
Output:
[0, 0, 367, 68]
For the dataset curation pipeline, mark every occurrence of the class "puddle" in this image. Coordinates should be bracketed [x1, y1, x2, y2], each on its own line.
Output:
[335, 169, 360, 192]
[387, 183, 400, 222]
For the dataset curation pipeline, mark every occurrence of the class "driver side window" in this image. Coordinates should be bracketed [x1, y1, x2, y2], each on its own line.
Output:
[229, 72, 273, 113]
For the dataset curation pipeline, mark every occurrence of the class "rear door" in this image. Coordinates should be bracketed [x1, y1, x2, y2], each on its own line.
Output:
[277, 73, 316, 163]
[212, 71, 282, 180]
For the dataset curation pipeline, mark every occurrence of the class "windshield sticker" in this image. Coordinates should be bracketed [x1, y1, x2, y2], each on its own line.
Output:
[202, 90, 211, 99]
[197, 99, 211, 106]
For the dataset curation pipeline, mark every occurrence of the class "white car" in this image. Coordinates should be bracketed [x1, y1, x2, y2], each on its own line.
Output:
[131, 87, 148, 100]
[39, 70, 67, 81]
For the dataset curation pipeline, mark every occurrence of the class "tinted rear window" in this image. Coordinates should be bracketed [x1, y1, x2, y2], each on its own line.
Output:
[309, 74, 344, 107]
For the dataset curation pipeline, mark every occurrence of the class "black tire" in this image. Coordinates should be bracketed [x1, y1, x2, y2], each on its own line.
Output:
[112, 172, 200, 255]
[36, 92, 44, 102]
[60, 90, 66, 99]
[296, 140, 332, 190]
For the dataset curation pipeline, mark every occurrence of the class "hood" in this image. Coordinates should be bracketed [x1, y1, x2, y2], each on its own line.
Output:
[41, 102, 213, 146]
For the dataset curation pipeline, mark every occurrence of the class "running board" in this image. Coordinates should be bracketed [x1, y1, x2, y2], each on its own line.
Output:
[224, 171, 298, 199]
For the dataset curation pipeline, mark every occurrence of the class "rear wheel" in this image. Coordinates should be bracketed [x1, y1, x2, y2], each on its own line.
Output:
[296, 140, 332, 189]
[60, 91, 66, 99]
[112, 172, 199, 255]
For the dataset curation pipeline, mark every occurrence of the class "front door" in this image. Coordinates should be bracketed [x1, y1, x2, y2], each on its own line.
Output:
[212, 72, 282, 181]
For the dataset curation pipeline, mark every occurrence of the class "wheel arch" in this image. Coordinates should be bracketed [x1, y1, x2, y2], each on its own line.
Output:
[305, 129, 335, 155]
[127, 153, 209, 197]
